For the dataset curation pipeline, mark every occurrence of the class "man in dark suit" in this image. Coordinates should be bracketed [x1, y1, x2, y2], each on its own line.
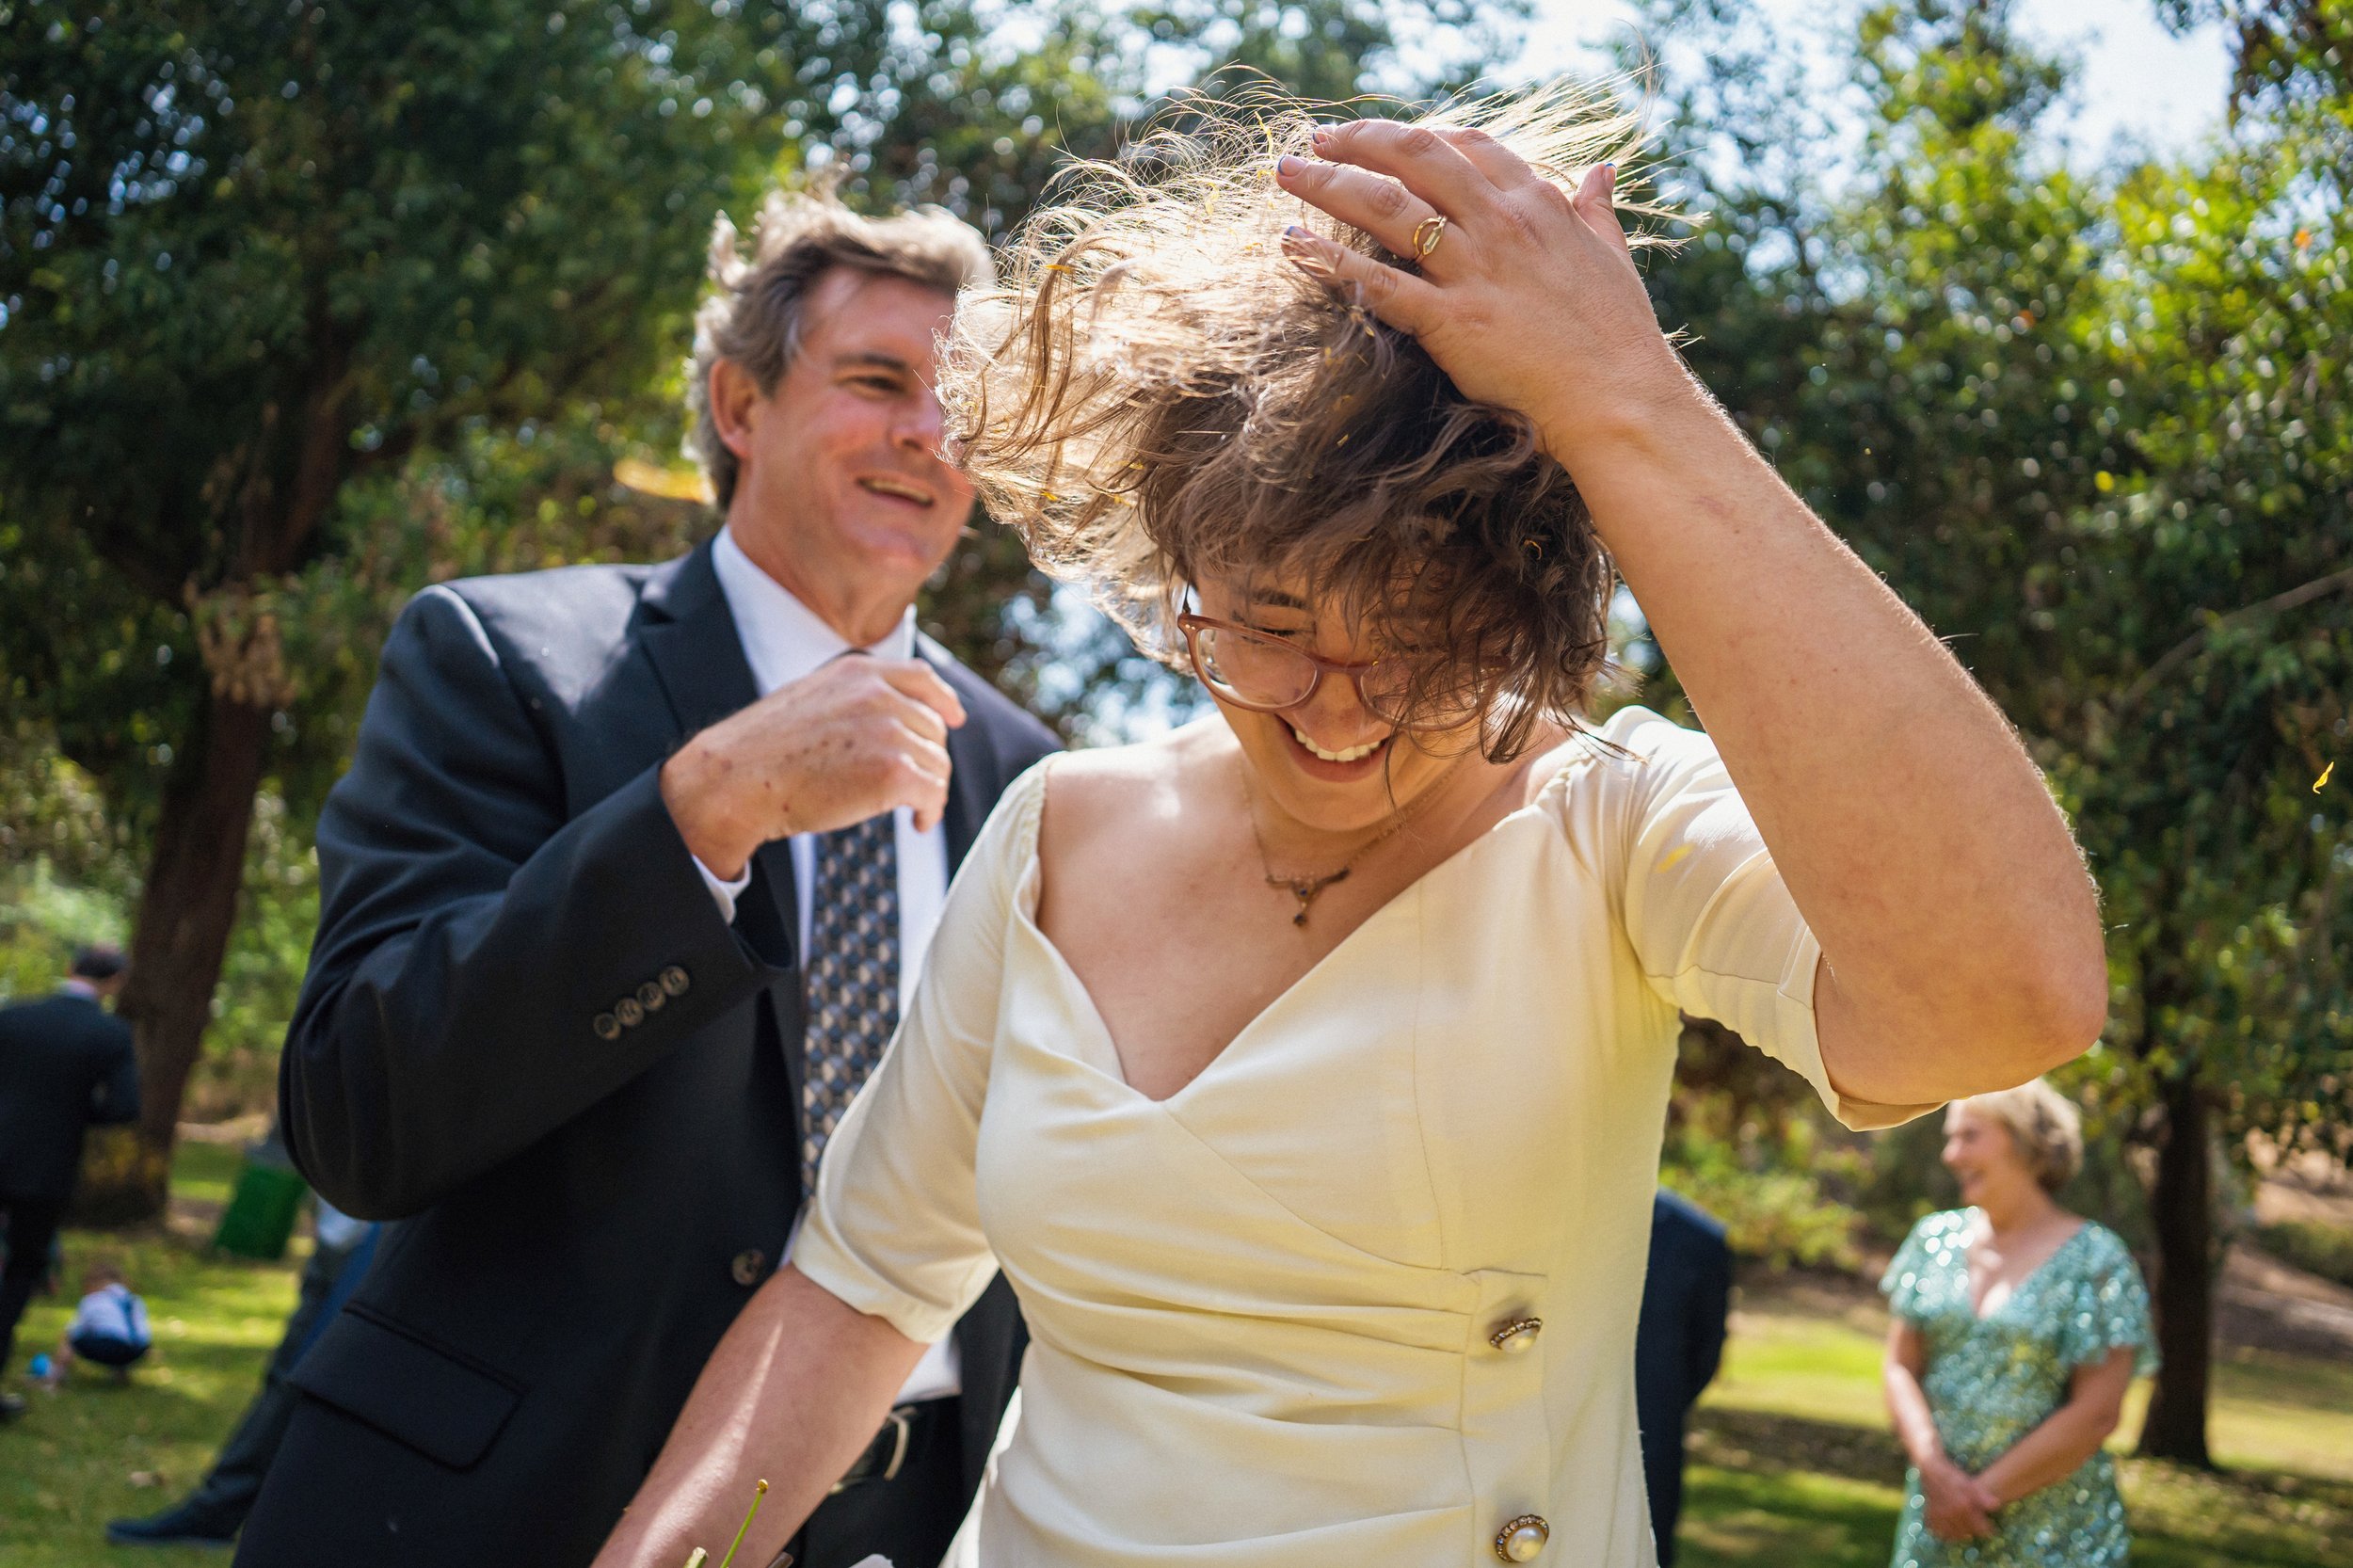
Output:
[0, 942, 139, 1419]
[1635, 1188, 1732, 1567]
[236, 191, 1057, 1568]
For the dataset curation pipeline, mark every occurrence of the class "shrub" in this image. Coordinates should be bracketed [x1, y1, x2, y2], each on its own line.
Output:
[2253, 1220, 2353, 1289]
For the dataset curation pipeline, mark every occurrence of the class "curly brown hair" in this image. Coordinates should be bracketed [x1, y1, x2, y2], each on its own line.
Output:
[940, 82, 1663, 759]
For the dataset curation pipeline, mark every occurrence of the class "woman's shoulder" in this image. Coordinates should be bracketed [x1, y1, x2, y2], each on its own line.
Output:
[1032, 723, 1209, 860]
[1905, 1208, 1978, 1250]
[2063, 1218, 2143, 1276]
[1529, 704, 1726, 816]
[1882, 1208, 1972, 1304]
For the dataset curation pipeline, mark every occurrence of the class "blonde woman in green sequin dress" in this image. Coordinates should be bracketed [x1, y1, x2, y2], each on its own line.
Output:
[1881, 1080, 2157, 1566]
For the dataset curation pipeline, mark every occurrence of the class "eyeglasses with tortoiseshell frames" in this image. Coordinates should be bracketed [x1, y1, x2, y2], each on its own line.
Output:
[1176, 612, 1423, 726]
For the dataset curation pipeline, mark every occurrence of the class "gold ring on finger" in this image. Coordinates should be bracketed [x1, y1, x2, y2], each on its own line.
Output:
[1412, 215, 1448, 262]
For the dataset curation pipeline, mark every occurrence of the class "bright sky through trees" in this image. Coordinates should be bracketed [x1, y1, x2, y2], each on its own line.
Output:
[1516, 0, 2233, 156]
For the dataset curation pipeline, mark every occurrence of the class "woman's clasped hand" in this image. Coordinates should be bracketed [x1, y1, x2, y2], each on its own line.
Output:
[1916, 1453, 2001, 1543]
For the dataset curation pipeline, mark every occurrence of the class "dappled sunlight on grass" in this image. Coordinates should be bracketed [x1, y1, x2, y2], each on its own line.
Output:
[163, 1140, 244, 1216]
[1, 1151, 300, 1568]
[1679, 1459, 1904, 1568]
[1679, 1284, 2353, 1567]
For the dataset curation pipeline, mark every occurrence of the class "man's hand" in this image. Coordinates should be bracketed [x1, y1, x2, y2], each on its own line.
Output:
[1919, 1454, 1997, 1542]
[661, 657, 968, 880]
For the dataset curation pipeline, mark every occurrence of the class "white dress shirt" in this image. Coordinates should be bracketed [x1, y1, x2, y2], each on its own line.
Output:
[698, 523, 961, 1403]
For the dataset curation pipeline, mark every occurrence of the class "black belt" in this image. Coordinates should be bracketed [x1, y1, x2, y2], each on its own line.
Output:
[829, 1401, 927, 1494]
[756, 1401, 951, 1567]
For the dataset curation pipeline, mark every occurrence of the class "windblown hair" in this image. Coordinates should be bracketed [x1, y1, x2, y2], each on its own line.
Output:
[689, 184, 991, 510]
[1959, 1079, 2086, 1195]
[940, 82, 1664, 758]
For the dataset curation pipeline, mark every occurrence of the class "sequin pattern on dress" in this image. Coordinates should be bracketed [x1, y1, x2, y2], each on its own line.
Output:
[1880, 1208, 2157, 1568]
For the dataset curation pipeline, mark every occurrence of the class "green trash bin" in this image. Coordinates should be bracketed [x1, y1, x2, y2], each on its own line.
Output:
[213, 1143, 309, 1260]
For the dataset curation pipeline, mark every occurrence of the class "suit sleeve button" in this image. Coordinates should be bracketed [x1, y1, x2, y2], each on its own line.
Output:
[660, 965, 691, 997]
[1495, 1515, 1550, 1561]
[636, 980, 666, 1012]
[615, 997, 645, 1028]
[592, 1013, 622, 1041]
[731, 1249, 768, 1287]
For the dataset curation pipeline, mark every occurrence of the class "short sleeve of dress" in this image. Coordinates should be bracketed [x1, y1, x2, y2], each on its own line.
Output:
[1587, 706, 1938, 1131]
[792, 761, 1050, 1345]
[2054, 1225, 2160, 1379]
[1879, 1212, 1947, 1323]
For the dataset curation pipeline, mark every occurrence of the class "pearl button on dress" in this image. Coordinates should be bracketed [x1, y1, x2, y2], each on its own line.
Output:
[798, 710, 1929, 1567]
[1497, 1514, 1551, 1560]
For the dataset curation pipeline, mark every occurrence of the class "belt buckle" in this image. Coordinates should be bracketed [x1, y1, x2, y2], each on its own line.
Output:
[826, 1405, 914, 1495]
[879, 1406, 913, 1481]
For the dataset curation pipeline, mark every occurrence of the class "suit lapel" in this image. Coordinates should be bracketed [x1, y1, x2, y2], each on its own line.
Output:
[637, 542, 801, 967]
[638, 540, 760, 740]
[920, 639, 996, 873]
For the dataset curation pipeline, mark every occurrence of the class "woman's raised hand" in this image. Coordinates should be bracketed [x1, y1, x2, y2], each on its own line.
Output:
[1273, 119, 1684, 463]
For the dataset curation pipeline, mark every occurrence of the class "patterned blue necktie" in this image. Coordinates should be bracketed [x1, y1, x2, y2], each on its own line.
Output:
[801, 809, 901, 1200]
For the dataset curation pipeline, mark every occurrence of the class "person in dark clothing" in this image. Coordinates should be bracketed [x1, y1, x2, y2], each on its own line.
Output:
[233, 189, 1059, 1568]
[0, 942, 139, 1419]
[106, 1198, 378, 1546]
[1635, 1188, 1734, 1566]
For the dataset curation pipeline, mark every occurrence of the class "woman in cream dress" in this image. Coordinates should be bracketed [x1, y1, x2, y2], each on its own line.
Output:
[599, 88, 2106, 1568]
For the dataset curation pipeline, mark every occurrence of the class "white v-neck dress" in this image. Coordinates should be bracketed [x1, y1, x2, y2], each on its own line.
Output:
[795, 707, 1929, 1568]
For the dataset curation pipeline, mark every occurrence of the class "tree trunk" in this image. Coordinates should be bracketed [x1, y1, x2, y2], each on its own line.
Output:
[72, 689, 272, 1224]
[2136, 1070, 2216, 1467]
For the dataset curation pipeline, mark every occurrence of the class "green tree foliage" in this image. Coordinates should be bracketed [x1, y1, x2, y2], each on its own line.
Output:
[1632, 0, 2352, 1465]
[0, 0, 1507, 1214]
[0, 0, 856, 1213]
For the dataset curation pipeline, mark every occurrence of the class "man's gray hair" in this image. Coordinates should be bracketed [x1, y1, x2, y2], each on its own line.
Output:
[687, 186, 992, 511]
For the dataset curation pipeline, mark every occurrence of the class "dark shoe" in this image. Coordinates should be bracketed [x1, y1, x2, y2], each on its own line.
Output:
[105, 1501, 240, 1548]
[0, 1391, 24, 1420]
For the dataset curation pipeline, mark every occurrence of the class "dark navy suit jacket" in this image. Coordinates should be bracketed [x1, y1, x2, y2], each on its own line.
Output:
[1635, 1189, 1732, 1566]
[0, 989, 138, 1201]
[239, 541, 1057, 1568]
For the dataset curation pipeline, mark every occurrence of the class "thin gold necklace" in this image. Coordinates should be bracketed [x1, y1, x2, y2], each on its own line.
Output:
[1239, 758, 1457, 927]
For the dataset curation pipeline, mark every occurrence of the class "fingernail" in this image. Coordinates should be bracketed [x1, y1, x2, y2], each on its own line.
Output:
[1601, 162, 1617, 179]
[1283, 223, 1311, 240]
[1277, 154, 1305, 176]
[1311, 127, 1332, 149]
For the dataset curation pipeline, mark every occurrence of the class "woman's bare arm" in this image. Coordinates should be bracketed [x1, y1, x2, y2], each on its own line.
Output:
[1881, 1320, 1945, 1471]
[592, 1266, 926, 1568]
[1543, 362, 2103, 1108]
[1884, 1320, 1994, 1541]
[1973, 1347, 2137, 1506]
[1277, 122, 2107, 1107]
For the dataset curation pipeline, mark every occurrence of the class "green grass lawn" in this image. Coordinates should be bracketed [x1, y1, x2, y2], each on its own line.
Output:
[2, 1141, 301, 1568]
[1677, 1282, 2353, 1567]
[5, 1149, 2346, 1566]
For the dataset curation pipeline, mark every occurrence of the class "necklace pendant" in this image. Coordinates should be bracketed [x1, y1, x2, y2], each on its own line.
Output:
[1271, 867, 1349, 927]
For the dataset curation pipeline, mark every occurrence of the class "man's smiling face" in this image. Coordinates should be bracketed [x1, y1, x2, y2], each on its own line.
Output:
[717, 265, 975, 640]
